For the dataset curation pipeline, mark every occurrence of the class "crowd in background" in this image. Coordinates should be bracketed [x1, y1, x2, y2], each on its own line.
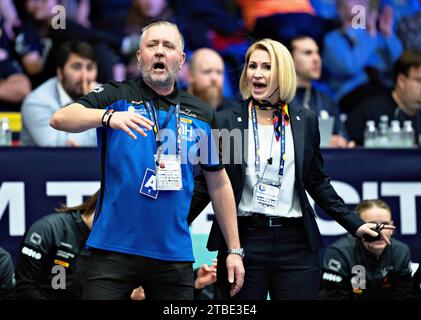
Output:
[1, 0, 420, 147]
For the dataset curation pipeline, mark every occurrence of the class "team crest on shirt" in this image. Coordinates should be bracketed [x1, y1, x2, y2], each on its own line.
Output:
[127, 103, 148, 116]
[180, 118, 194, 142]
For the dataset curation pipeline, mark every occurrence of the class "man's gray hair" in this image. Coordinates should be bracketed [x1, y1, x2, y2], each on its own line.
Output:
[139, 20, 185, 52]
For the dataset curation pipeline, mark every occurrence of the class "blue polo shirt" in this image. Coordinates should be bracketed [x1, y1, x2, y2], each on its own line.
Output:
[77, 79, 222, 261]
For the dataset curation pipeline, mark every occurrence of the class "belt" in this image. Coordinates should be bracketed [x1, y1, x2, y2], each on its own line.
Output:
[240, 214, 303, 228]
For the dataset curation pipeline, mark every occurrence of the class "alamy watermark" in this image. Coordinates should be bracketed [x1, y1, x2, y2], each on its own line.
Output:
[51, 5, 66, 30]
[51, 265, 66, 290]
[351, 265, 367, 290]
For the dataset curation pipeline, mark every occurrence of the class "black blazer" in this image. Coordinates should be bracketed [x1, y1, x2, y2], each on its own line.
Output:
[188, 101, 364, 252]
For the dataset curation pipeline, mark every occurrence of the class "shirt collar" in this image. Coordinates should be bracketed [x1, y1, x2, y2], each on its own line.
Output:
[56, 78, 73, 106]
[138, 77, 179, 105]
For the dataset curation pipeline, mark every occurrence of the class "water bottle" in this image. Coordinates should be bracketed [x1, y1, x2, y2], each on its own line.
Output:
[377, 115, 389, 148]
[0, 118, 12, 146]
[388, 120, 402, 148]
[401, 120, 415, 148]
[364, 120, 378, 148]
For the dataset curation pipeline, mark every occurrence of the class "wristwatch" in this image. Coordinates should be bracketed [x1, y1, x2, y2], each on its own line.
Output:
[227, 248, 245, 259]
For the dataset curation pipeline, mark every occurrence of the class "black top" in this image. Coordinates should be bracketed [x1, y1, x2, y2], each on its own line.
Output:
[14, 211, 90, 300]
[0, 246, 15, 300]
[320, 234, 413, 300]
[346, 92, 420, 146]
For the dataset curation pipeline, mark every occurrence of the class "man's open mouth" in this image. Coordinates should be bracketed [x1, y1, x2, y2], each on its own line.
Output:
[153, 62, 166, 70]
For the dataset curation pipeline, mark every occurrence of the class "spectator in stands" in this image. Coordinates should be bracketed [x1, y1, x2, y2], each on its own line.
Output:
[323, 0, 403, 113]
[20, 41, 98, 147]
[0, 21, 31, 111]
[14, 0, 125, 85]
[380, 0, 421, 27]
[123, 0, 175, 80]
[188, 48, 239, 111]
[0, 246, 15, 300]
[236, 0, 331, 45]
[14, 191, 98, 300]
[398, 9, 421, 51]
[288, 35, 354, 148]
[346, 50, 421, 146]
[320, 199, 413, 300]
[0, 0, 21, 39]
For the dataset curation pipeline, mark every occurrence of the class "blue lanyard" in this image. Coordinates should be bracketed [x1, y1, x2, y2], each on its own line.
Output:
[250, 104, 286, 177]
[144, 101, 181, 158]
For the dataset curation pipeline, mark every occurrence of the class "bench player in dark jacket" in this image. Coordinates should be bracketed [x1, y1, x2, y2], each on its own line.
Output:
[14, 192, 98, 299]
[320, 199, 413, 300]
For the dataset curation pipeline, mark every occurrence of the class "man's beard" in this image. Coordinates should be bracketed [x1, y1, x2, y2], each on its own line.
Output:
[62, 78, 84, 101]
[140, 59, 179, 90]
[194, 85, 222, 110]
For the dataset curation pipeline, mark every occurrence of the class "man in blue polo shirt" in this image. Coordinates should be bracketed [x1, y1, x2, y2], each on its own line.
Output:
[50, 20, 244, 300]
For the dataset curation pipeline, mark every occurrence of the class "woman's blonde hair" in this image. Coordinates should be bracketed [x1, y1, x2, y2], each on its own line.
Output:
[239, 38, 297, 102]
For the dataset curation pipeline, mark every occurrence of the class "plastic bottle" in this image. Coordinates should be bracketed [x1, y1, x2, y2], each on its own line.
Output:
[364, 120, 378, 148]
[377, 115, 390, 148]
[401, 120, 415, 148]
[389, 120, 402, 148]
[0, 118, 12, 146]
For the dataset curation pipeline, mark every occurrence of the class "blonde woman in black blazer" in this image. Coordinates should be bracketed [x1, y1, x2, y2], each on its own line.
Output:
[189, 39, 394, 300]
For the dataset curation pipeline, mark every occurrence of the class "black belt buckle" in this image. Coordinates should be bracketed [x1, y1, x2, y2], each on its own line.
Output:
[268, 217, 283, 227]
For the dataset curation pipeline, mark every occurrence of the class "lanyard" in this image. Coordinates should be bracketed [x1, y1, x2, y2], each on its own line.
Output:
[250, 104, 286, 177]
[144, 100, 181, 159]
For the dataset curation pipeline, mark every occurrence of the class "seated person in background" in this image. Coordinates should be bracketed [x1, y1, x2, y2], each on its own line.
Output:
[288, 35, 354, 148]
[320, 199, 413, 300]
[187, 48, 239, 111]
[346, 50, 421, 146]
[323, 0, 403, 113]
[14, 191, 98, 300]
[20, 41, 98, 147]
[0, 246, 15, 300]
[0, 20, 31, 111]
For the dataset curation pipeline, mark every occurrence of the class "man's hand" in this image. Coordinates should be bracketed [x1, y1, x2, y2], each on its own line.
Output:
[226, 254, 245, 297]
[108, 111, 154, 139]
[355, 223, 395, 245]
[82, 78, 98, 95]
[130, 286, 145, 300]
[195, 260, 217, 289]
[379, 5, 394, 37]
[330, 135, 356, 148]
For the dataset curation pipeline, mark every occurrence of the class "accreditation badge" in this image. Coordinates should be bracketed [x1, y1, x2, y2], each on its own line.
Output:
[251, 180, 280, 214]
[155, 154, 183, 191]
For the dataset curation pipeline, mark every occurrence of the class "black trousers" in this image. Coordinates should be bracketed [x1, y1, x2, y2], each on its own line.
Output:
[217, 216, 320, 300]
[82, 249, 194, 300]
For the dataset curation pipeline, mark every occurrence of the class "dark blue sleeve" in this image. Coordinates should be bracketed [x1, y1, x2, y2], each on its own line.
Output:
[14, 23, 43, 58]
